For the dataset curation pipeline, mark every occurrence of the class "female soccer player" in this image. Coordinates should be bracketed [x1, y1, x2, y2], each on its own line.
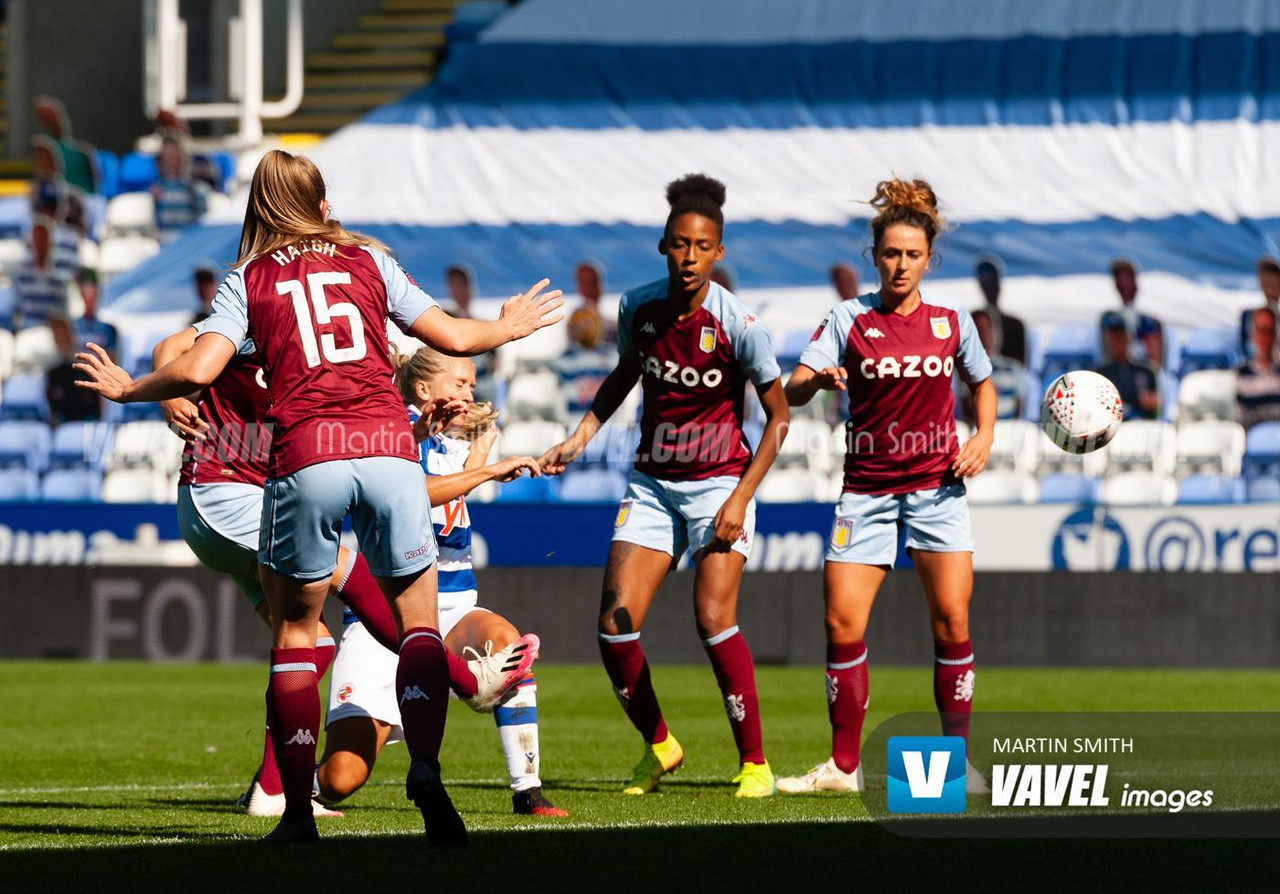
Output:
[75, 149, 562, 844]
[540, 174, 789, 798]
[317, 347, 567, 818]
[775, 178, 994, 794]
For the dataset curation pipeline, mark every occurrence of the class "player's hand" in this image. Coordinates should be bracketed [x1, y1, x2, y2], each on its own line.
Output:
[953, 429, 992, 478]
[538, 436, 586, 475]
[471, 423, 500, 462]
[412, 397, 467, 442]
[73, 343, 133, 403]
[491, 455, 542, 483]
[499, 279, 565, 341]
[709, 492, 749, 553]
[161, 397, 209, 442]
[814, 366, 848, 392]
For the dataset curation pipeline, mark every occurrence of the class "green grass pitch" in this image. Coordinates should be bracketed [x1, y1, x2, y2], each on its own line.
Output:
[2, 662, 1278, 891]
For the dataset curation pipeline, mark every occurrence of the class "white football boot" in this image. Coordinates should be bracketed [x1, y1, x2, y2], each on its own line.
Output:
[965, 759, 990, 795]
[463, 633, 540, 712]
[244, 780, 344, 818]
[776, 758, 864, 794]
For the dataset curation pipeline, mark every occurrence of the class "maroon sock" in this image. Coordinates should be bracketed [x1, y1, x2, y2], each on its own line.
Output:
[335, 553, 401, 652]
[257, 724, 282, 796]
[447, 649, 478, 698]
[265, 647, 320, 820]
[598, 633, 668, 744]
[315, 634, 335, 679]
[827, 640, 869, 773]
[933, 639, 975, 745]
[703, 626, 764, 764]
[396, 627, 450, 762]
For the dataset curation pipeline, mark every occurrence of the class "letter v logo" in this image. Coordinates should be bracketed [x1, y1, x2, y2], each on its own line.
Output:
[887, 736, 966, 813]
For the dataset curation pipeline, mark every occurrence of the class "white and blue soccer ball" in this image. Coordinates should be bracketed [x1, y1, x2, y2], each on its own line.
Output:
[1040, 370, 1124, 454]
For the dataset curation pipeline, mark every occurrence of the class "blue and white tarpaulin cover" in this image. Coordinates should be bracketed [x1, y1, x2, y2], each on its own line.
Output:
[106, 0, 1280, 350]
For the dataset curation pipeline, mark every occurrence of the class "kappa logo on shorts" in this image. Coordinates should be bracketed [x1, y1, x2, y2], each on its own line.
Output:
[336, 683, 355, 703]
[832, 518, 853, 549]
[615, 500, 633, 528]
[404, 542, 432, 560]
[699, 326, 717, 353]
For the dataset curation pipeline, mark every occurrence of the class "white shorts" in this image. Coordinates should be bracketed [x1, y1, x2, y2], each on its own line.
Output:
[326, 594, 488, 743]
[611, 470, 754, 560]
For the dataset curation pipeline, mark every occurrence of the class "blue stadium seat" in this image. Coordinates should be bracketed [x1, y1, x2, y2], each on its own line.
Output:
[1243, 422, 1280, 478]
[1038, 325, 1100, 378]
[1176, 474, 1244, 505]
[118, 151, 159, 193]
[0, 374, 50, 421]
[40, 467, 103, 501]
[1245, 476, 1280, 502]
[1179, 327, 1237, 374]
[776, 328, 814, 365]
[48, 421, 115, 469]
[0, 420, 53, 471]
[578, 421, 637, 470]
[1037, 473, 1100, 504]
[0, 468, 39, 500]
[96, 148, 121, 198]
[492, 474, 559, 503]
[121, 401, 167, 422]
[558, 468, 628, 503]
[445, 1, 509, 43]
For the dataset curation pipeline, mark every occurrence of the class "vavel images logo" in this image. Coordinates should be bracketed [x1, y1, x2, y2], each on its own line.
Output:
[887, 736, 967, 813]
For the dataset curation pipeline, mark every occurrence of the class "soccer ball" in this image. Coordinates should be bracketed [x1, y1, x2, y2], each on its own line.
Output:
[1039, 370, 1123, 454]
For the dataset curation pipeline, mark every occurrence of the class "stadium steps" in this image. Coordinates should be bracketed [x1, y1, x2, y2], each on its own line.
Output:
[271, 0, 463, 136]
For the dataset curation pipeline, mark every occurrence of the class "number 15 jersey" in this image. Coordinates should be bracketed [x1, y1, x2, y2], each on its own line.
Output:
[199, 240, 436, 478]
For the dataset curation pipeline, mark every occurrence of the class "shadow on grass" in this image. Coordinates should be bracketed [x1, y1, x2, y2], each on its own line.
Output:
[2, 818, 1276, 892]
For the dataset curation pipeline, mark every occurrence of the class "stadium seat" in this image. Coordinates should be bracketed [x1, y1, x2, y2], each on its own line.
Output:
[1175, 420, 1246, 477]
[505, 370, 567, 422]
[1242, 422, 1280, 478]
[0, 374, 51, 421]
[0, 328, 15, 379]
[776, 328, 814, 365]
[1176, 370, 1235, 421]
[1101, 420, 1176, 474]
[1176, 474, 1244, 505]
[109, 421, 184, 474]
[1100, 472, 1177, 507]
[0, 420, 53, 470]
[557, 467, 628, 503]
[1037, 325, 1100, 377]
[1036, 426, 1109, 477]
[96, 148, 121, 198]
[1245, 476, 1280, 502]
[102, 466, 173, 503]
[104, 192, 157, 238]
[492, 473, 559, 503]
[98, 235, 162, 281]
[987, 419, 1039, 474]
[578, 420, 638, 469]
[775, 418, 834, 473]
[48, 421, 115, 469]
[41, 467, 103, 501]
[1179, 327, 1237, 374]
[13, 325, 61, 373]
[0, 467, 39, 500]
[496, 323, 568, 373]
[121, 401, 168, 422]
[1037, 473, 1101, 504]
[756, 467, 823, 502]
[0, 237, 26, 275]
[117, 151, 158, 193]
[963, 470, 1036, 505]
[496, 420, 567, 459]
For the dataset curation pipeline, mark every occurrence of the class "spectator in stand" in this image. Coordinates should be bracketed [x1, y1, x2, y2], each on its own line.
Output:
[33, 96, 98, 195]
[46, 318, 101, 423]
[1105, 258, 1163, 363]
[963, 308, 1026, 420]
[1236, 306, 1280, 429]
[189, 262, 219, 325]
[830, 262, 859, 302]
[32, 183, 80, 283]
[554, 305, 615, 416]
[14, 217, 70, 328]
[571, 259, 616, 346]
[30, 135, 68, 223]
[1241, 257, 1280, 358]
[71, 268, 118, 358]
[1096, 311, 1159, 420]
[974, 255, 1026, 365]
[150, 133, 208, 241]
[441, 263, 475, 318]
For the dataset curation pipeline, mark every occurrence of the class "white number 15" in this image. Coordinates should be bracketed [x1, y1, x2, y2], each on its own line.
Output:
[278, 272, 366, 368]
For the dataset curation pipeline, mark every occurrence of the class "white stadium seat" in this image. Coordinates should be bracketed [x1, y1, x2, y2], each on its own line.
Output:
[13, 325, 61, 373]
[102, 466, 173, 503]
[495, 322, 568, 373]
[0, 238, 27, 275]
[756, 467, 824, 502]
[1101, 420, 1176, 475]
[0, 327, 17, 379]
[98, 235, 162, 281]
[963, 470, 1036, 505]
[104, 191, 157, 238]
[1175, 420, 1246, 477]
[109, 421, 184, 475]
[497, 420, 567, 459]
[1176, 370, 1236, 422]
[776, 418, 835, 472]
[987, 419, 1039, 474]
[1100, 472, 1178, 507]
[505, 370, 567, 422]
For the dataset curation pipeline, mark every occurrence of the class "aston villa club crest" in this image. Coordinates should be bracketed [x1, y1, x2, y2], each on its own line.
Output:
[615, 500, 633, 528]
[832, 518, 853, 549]
[699, 326, 717, 353]
[930, 317, 952, 339]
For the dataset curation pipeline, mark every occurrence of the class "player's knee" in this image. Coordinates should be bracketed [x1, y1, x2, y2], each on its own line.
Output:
[930, 614, 969, 643]
[694, 605, 734, 641]
[825, 607, 862, 642]
[317, 754, 370, 803]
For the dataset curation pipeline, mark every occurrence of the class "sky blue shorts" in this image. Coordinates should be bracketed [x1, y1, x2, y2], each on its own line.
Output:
[260, 456, 437, 581]
[177, 483, 266, 608]
[612, 470, 754, 560]
[826, 484, 973, 567]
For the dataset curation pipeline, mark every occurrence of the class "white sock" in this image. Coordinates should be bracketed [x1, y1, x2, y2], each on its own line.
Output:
[493, 677, 540, 792]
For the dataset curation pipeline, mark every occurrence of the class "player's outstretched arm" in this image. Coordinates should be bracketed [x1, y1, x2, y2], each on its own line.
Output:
[710, 377, 790, 551]
[75, 334, 235, 404]
[424, 456, 541, 507]
[408, 279, 564, 356]
[784, 362, 847, 407]
[539, 358, 641, 474]
[953, 376, 995, 478]
[152, 327, 210, 442]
